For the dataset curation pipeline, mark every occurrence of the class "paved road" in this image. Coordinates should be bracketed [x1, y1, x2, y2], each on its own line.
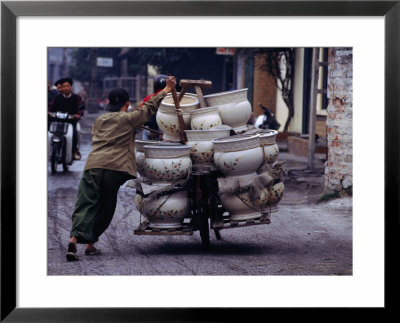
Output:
[47, 112, 352, 276]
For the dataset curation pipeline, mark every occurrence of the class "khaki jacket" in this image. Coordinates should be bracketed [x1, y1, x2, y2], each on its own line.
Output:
[84, 91, 167, 177]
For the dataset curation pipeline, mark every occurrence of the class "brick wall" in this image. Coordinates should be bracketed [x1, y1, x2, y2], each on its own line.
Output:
[253, 53, 277, 117]
[316, 117, 327, 139]
[325, 48, 353, 192]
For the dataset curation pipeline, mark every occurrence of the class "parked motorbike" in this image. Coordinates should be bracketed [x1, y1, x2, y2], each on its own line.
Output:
[48, 112, 80, 174]
[254, 103, 281, 130]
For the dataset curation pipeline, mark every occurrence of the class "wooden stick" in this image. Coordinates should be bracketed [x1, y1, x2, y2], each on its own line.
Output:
[178, 86, 187, 102]
[139, 125, 163, 135]
[171, 87, 187, 143]
[179, 79, 212, 109]
[194, 85, 207, 108]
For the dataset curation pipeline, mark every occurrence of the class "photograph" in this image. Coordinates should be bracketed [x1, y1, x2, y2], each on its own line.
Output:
[47, 46, 353, 276]
[2, 0, 396, 320]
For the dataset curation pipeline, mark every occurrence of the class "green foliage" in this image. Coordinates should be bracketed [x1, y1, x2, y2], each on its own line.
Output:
[317, 191, 341, 203]
[317, 186, 352, 203]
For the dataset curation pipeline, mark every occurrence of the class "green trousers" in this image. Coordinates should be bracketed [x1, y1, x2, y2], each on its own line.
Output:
[70, 168, 133, 244]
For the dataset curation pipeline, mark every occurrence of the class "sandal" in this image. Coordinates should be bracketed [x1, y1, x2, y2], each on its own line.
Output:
[85, 247, 101, 255]
[66, 242, 79, 261]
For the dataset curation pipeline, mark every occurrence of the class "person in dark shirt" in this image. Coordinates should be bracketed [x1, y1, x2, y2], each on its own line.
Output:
[48, 77, 84, 160]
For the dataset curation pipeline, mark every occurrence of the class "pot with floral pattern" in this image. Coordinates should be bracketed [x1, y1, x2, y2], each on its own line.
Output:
[143, 145, 192, 184]
[156, 93, 199, 142]
[135, 139, 159, 176]
[190, 106, 222, 130]
[184, 126, 231, 166]
[259, 130, 279, 164]
[141, 190, 189, 229]
[212, 134, 263, 177]
[265, 181, 285, 213]
[220, 184, 272, 221]
[219, 192, 262, 222]
[204, 88, 252, 134]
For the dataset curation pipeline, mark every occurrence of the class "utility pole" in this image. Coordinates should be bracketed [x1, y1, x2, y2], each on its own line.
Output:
[308, 47, 320, 170]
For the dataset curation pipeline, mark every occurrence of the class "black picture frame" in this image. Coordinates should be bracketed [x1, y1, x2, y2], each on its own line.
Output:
[1, 1, 398, 321]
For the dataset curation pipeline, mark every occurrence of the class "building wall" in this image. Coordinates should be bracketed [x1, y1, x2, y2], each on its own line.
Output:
[48, 48, 73, 85]
[275, 48, 304, 133]
[252, 53, 277, 116]
[324, 48, 353, 192]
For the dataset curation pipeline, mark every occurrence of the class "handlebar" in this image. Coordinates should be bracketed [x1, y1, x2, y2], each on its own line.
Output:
[48, 111, 82, 120]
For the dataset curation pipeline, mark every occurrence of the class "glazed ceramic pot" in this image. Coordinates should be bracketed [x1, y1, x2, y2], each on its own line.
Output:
[204, 89, 252, 134]
[143, 145, 192, 184]
[156, 93, 199, 142]
[135, 140, 159, 176]
[212, 134, 263, 177]
[266, 181, 285, 212]
[190, 106, 222, 130]
[259, 130, 279, 164]
[184, 126, 231, 165]
[219, 192, 263, 222]
[142, 190, 190, 229]
[134, 193, 143, 211]
[218, 181, 271, 222]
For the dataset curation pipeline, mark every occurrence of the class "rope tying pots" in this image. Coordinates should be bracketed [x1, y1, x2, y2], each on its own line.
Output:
[137, 144, 193, 229]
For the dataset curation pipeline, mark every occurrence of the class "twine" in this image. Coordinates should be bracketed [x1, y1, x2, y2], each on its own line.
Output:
[260, 144, 267, 164]
[235, 193, 263, 214]
[259, 142, 275, 147]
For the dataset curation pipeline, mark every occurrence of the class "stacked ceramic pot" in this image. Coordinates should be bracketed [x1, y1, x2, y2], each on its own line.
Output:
[151, 86, 284, 224]
[184, 126, 231, 168]
[204, 88, 252, 134]
[156, 93, 200, 142]
[212, 134, 264, 221]
[134, 144, 192, 229]
[134, 139, 159, 177]
[258, 129, 284, 213]
[190, 106, 222, 130]
[212, 133, 284, 222]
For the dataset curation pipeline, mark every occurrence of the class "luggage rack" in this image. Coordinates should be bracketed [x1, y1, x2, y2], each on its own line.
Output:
[134, 218, 194, 236]
[212, 211, 271, 230]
